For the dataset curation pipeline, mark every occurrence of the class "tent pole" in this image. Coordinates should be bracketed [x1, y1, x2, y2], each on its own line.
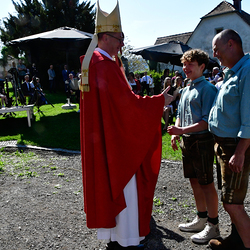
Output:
[172, 65, 175, 75]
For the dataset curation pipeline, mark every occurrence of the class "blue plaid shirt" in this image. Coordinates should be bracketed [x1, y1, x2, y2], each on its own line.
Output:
[208, 54, 250, 139]
[177, 76, 217, 134]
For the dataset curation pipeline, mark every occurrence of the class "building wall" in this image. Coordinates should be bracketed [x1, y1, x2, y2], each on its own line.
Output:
[187, 12, 250, 62]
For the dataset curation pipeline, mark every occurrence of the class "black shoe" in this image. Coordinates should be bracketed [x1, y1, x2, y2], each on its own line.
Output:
[106, 241, 119, 250]
[114, 243, 145, 250]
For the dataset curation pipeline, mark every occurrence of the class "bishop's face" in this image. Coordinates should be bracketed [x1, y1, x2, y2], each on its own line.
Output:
[105, 32, 124, 57]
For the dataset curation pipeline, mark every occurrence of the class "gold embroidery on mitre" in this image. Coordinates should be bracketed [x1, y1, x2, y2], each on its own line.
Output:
[95, 0, 122, 34]
[96, 24, 121, 33]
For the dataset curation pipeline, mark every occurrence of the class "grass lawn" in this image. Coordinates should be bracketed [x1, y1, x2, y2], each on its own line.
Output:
[0, 91, 80, 151]
[162, 126, 182, 161]
[0, 86, 181, 160]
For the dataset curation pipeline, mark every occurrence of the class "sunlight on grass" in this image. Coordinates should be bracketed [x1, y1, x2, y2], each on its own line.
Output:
[161, 118, 182, 161]
[162, 130, 182, 161]
[0, 88, 182, 160]
[0, 91, 80, 151]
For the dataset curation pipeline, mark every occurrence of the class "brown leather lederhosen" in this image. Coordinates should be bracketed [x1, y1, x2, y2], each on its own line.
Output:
[214, 135, 250, 204]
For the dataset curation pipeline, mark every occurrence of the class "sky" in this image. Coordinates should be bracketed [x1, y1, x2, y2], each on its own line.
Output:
[1, 0, 250, 50]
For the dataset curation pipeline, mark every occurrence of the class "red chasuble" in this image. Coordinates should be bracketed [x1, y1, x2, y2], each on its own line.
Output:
[80, 51, 164, 237]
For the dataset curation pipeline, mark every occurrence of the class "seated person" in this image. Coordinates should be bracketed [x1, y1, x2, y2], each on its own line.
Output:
[21, 75, 34, 104]
[65, 73, 74, 98]
[65, 73, 80, 104]
[31, 76, 47, 106]
[0, 92, 8, 108]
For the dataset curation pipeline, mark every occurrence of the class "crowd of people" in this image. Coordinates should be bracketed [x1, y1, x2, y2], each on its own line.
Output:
[0, 60, 40, 107]
[16, 60, 47, 106]
[0, 59, 82, 109]
[127, 68, 190, 131]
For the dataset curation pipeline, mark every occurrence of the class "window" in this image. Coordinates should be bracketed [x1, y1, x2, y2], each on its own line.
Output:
[215, 28, 223, 34]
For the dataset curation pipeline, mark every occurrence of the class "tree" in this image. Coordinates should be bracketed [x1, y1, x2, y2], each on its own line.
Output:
[0, 0, 95, 55]
[41, 0, 95, 32]
[0, 0, 96, 90]
[121, 38, 149, 73]
[0, 46, 9, 75]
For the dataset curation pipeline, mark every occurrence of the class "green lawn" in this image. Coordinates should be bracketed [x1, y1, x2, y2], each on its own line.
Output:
[0, 88, 181, 160]
[0, 91, 80, 151]
[162, 126, 182, 161]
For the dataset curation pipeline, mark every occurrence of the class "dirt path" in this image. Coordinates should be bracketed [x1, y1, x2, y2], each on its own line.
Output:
[0, 147, 249, 249]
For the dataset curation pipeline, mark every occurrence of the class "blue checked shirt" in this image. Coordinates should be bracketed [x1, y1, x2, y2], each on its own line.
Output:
[208, 54, 250, 139]
[177, 76, 217, 134]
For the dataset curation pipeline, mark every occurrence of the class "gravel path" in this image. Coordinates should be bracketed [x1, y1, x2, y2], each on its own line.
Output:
[0, 146, 249, 249]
